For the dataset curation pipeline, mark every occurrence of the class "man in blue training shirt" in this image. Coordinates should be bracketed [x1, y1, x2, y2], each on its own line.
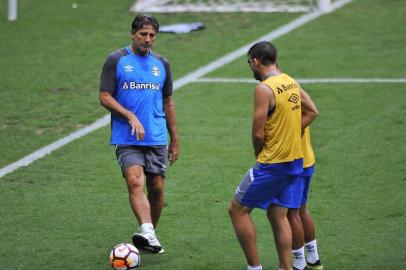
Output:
[99, 14, 180, 254]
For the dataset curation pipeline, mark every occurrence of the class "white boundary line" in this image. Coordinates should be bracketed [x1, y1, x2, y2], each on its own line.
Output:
[0, 115, 110, 178]
[196, 77, 406, 84]
[0, 0, 354, 178]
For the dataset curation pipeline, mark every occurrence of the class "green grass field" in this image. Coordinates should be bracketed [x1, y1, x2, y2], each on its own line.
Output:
[1, 0, 405, 269]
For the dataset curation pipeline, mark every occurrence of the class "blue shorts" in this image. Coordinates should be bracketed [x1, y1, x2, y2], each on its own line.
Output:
[234, 163, 303, 210]
[300, 165, 315, 205]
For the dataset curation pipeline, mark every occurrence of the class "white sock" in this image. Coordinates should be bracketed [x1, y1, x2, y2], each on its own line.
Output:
[305, 239, 320, 264]
[292, 246, 306, 270]
[247, 265, 262, 270]
[140, 223, 155, 234]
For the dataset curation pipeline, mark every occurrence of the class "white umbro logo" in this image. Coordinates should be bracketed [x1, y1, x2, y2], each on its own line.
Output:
[152, 65, 160, 76]
[124, 65, 134, 72]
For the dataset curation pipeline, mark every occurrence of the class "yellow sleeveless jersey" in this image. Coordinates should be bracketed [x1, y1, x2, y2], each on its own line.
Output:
[257, 73, 303, 164]
[302, 127, 315, 168]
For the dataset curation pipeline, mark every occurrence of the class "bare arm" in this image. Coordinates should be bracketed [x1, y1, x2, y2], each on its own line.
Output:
[163, 96, 180, 165]
[99, 91, 145, 140]
[252, 83, 274, 158]
[300, 88, 319, 132]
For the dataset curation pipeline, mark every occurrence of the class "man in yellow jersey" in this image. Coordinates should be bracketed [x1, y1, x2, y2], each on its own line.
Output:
[228, 41, 318, 270]
[288, 126, 324, 270]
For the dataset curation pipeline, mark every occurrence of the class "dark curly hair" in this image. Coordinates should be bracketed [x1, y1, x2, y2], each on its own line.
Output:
[248, 41, 277, 65]
[131, 14, 159, 33]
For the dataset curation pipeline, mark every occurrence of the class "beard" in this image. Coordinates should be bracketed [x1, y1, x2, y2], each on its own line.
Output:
[253, 71, 261, 81]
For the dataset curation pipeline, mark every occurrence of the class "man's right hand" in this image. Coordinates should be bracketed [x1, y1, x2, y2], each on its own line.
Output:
[128, 115, 145, 141]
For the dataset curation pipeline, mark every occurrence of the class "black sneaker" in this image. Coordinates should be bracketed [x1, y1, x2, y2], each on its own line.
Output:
[132, 232, 162, 254]
[307, 260, 324, 270]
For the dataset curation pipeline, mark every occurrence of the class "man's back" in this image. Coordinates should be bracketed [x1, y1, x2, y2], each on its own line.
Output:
[257, 73, 303, 167]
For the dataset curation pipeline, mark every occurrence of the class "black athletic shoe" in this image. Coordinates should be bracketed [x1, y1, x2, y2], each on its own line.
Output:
[307, 260, 324, 270]
[132, 232, 162, 254]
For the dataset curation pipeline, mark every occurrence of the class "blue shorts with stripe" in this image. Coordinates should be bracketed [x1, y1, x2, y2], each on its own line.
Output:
[234, 160, 303, 210]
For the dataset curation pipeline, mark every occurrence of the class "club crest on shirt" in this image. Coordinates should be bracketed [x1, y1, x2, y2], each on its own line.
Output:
[152, 65, 160, 76]
[123, 65, 134, 72]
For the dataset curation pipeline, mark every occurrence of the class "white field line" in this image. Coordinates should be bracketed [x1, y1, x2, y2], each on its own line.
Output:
[0, 0, 354, 178]
[0, 115, 111, 178]
[196, 77, 406, 84]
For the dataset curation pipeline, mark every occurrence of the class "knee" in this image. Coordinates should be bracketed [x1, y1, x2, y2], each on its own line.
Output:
[126, 175, 144, 193]
[288, 209, 299, 219]
[147, 179, 163, 191]
[228, 199, 242, 218]
[228, 205, 235, 217]
[146, 177, 164, 196]
[267, 205, 289, 222]
[287, 210, 301, 225]
[299, 205, 308, 217]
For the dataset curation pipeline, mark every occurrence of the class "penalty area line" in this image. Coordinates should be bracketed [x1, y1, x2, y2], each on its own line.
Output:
[0, 0, 354, 178]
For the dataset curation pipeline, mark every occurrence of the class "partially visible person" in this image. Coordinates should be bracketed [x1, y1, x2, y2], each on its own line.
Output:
[288, 125, 324, 270]
[228, 41, 318, 270]
[99, 14, 180, 254]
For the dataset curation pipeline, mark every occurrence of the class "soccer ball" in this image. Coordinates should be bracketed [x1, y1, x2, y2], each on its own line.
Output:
[109, 243, 140, 269]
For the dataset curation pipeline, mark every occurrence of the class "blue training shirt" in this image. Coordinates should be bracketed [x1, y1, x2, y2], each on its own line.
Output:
[100, 47, 173, 146]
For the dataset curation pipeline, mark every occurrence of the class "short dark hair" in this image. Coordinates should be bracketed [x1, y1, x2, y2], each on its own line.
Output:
[247, 41, 277, 65]
[131, 14, 159, 33]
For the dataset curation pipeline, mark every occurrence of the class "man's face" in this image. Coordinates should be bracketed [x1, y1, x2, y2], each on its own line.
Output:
[248, 57, 261, 81]
[131, 25, 157, 55]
